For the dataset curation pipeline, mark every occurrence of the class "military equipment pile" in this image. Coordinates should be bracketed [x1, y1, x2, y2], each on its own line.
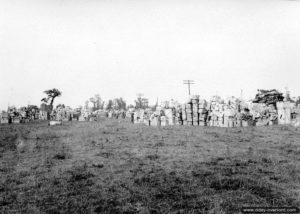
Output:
[1, 89, 300, 127]
[133, 93, 300, 128]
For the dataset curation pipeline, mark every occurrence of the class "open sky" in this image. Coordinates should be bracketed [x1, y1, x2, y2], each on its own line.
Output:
[1, 0, 300, 110]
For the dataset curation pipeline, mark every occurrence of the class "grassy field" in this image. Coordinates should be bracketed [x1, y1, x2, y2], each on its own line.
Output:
[0, 119, 300, 213]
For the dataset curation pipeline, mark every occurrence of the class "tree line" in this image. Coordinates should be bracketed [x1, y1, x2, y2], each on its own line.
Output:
[40, 88, 151, 111]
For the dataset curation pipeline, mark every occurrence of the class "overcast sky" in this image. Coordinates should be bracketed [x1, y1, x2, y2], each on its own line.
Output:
[1, 0, 300, 109]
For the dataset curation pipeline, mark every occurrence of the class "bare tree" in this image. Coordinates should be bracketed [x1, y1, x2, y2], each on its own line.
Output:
[94, 94, 104, 110]
[41, 88, 62, 107]
[135, 94, 148, 109]
[112, 98, 126, 110]
[89, 97, 97, 111]
[106, 100, 114, 110]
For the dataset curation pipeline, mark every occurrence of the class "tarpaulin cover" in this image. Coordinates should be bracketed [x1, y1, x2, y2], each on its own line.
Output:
[253, 89, 284, 104]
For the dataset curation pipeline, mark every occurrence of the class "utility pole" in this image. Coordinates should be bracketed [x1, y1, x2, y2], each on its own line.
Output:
[183, 80, 195, 96]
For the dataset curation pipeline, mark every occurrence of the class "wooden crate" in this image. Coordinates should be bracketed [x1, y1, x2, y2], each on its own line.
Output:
[235, 120, 242, 127]
[151, 117, 160, 126]
[78, 116, 86, 121]
[161, 116, 167, 126]
[13, 118, 20, 124]
[192, 99, 199, 104]
[199, 121, 206, 126]
[186, 108, 193, 114]
[185, 103, 193, 109]
[193, 120, 199, 126]
[187, 121, 193, 126]
[242, 120, 248, 127]
[228, 119, 234, 127]
[168, 117, 174, 125]
[0, 118, 9, 124]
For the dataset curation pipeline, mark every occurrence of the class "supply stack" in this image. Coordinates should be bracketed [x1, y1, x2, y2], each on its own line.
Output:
[253, 89, 284, 105]
[0, 112, 9, 124]
[223, 105, 236, 127]
[134, 109, 146, 124]
[8, 107, 21, 124]
[198, 100, 208, 126]
[79, 108, 91, 121]
[182, 95, 207, 126]
[164, 108, 174, 126]
[156, 101, 174, 126]
[276, 102, 294, 125]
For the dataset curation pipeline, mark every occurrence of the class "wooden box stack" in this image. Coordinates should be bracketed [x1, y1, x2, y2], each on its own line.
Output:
[150, 116, 160, 126]
[78, 116, 85, 121]
[185, 103, 193, 125]
[161, 116, 168, 126]
[179, 96, 209, 126]
[192, 98, 199, 125]
[13, 117, 21, 124]
[198, 102, 208, 126]
[165, 109, 174, 125]
[276, 102, 293, 125]
[0, 112, 9, 124]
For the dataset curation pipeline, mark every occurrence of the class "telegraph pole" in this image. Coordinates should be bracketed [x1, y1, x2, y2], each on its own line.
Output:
[183, 80, 195, 96]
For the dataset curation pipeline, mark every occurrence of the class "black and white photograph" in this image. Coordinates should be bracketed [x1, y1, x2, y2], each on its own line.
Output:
[0, 0, 300, 213]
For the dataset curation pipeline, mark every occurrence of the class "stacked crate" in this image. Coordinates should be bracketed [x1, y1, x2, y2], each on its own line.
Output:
[185, 102, 193, 126]
[276, 102, 294, 125]
[181, 96, 206, 126]
[192, 99, 199, 125]
[134, 110, 145, 124]
[224, 107, 235, 127]
[150, 114, 160, 126]
[209, 102, 218, 127]
[12, 116, 21, 124]
[164, 109, 174, 125]
[161, 116, 167, 126]
[78, 115, 86, 121]
[174, 110, 180, 125]
[198, 100, 208, 126]
[181, 104, 187, 124]
[0, 112, 9, 124]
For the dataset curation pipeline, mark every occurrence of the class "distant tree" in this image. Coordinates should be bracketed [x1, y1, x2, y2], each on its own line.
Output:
[106, 100, 114, 110]
[89, 97, 97, 111]
[27, 105, 39, 112]
[134, 95, 148, 109]
[127, 104, 135, 109]
[95, 94, 104, 110]
[19, 106, 27, 111]
[41, 88, 62, 107]
[113, 97, 126, 110]
[56, 104, 65, 109]
[84, 100, 89, 109]
[285, 90, 295, 102]
[88, 94, 104, 111]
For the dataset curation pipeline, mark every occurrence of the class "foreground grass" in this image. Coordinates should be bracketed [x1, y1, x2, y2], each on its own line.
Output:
[0, 119, 299, 213]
